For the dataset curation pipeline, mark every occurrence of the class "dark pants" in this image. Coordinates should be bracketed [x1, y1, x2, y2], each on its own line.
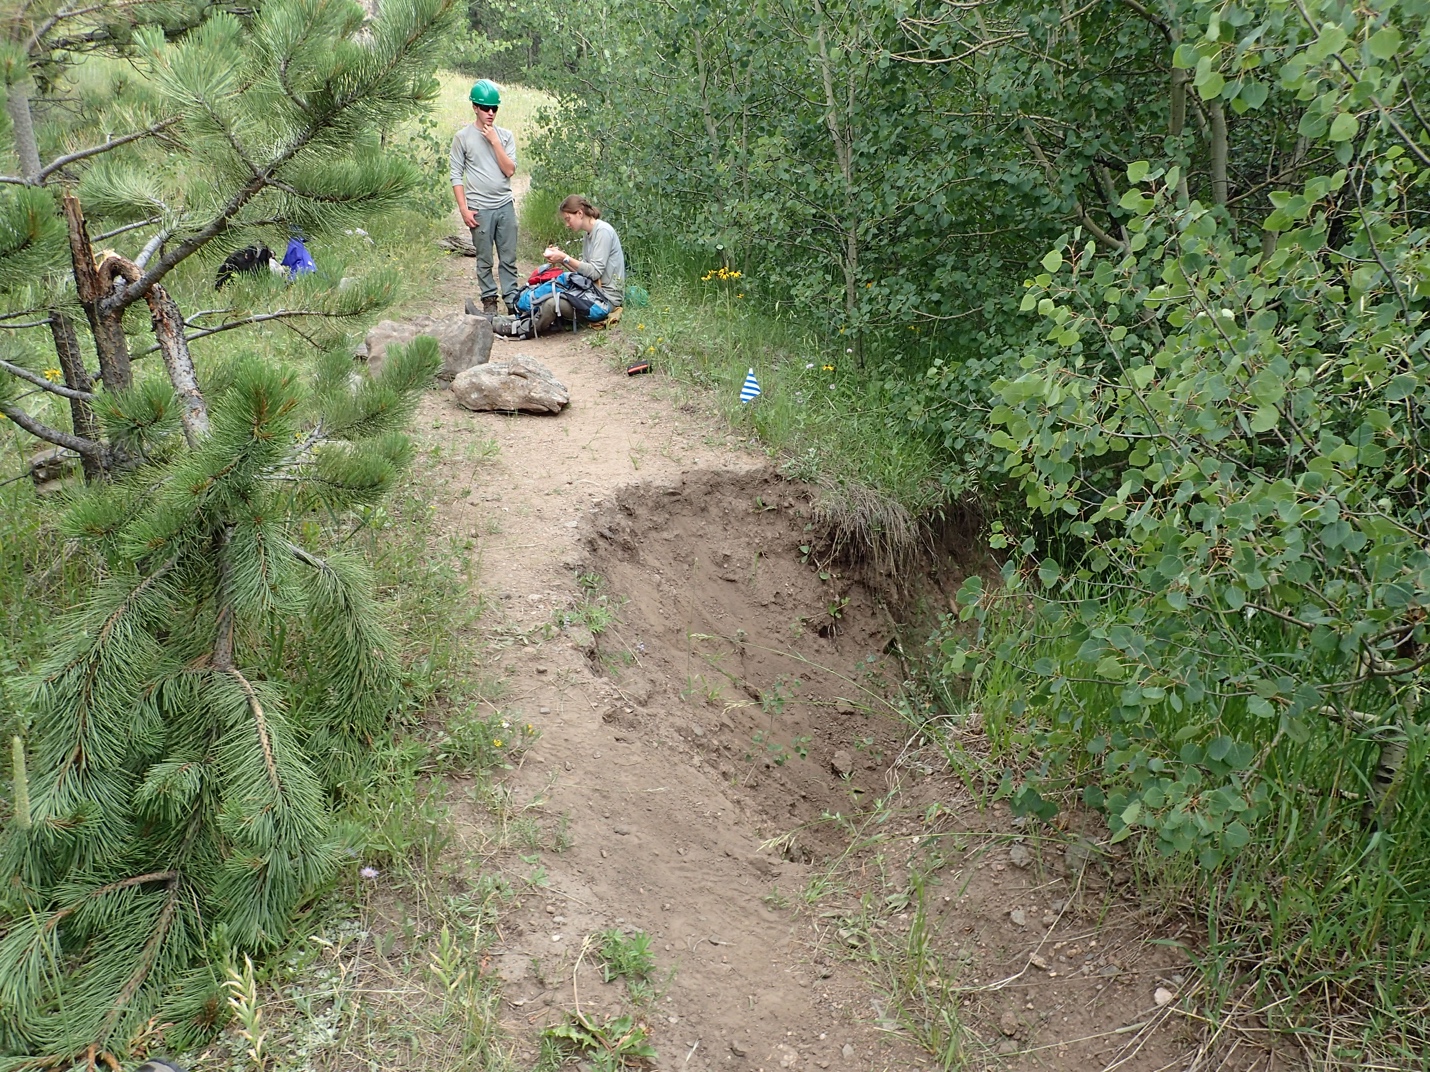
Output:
[469, 200, 519, 308]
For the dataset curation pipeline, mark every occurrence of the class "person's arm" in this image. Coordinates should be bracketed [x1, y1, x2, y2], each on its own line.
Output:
[450, 135, 477, 228]
[484, 127, 516, 179]
[569, 227, 614, 280]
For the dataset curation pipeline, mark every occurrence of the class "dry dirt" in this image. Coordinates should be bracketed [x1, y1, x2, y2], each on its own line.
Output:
[401, 247, 1278, 1072]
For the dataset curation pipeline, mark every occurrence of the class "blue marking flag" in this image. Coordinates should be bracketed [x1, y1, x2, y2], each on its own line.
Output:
[739, 367, 762, 403]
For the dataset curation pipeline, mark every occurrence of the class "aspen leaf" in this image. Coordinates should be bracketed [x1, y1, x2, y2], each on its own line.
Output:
[1328, 112, 1358, 141]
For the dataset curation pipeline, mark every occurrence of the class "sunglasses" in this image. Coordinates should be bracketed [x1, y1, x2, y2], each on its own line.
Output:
[474, 104, 498, 113]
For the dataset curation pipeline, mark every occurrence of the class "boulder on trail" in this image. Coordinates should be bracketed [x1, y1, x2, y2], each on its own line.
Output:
[450, 354, 569, 415]
[362, 313, 492, 384]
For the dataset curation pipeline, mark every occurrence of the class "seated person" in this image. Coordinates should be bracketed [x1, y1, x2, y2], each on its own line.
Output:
[537, 194, 625, 331]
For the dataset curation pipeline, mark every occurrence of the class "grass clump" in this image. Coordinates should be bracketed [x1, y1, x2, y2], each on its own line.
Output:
[597, 928, 656, 984]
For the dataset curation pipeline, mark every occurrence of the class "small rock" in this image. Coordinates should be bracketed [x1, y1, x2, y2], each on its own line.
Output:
[1064, 838, 1098, 869]
[1154, 987, 1175, 1006]
[536, 666, 548, 674]
[779, 1046, 798, 1068]
[999, 1011, 1020, 1037]
[1029, 953, 1049, 970]
[539, 706, 551, 714]
[1100, 964, 1121, 978]
[1008, 844, 1032, 868]
[831, 750, 855, 777]
[1009, 909, 1027, 927]
[1042, 913, 1058, 926]
[841, 1044, 854, 1060]
[613, 824, 631, 835]
[997, 1039, 1020, 1056]
[730, 1042, 747, 1057]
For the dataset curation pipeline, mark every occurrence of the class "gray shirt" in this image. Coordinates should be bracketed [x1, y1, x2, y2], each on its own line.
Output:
[574, 219, 625, 305]
[449, 124, 516, 211]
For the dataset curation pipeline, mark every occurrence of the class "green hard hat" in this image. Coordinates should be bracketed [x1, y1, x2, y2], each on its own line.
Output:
[469, 79, 501, 107]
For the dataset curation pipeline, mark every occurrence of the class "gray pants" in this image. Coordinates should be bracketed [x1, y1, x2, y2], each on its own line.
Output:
[469, 201, 519, 308]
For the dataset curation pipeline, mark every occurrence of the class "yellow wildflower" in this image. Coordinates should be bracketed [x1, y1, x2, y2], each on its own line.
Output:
[637, 323, 646, 330]
[492, 738, 504, 748]
[822, 364, 835, 372]
[736, 293, 744, 299]
[42, 368, 63, 383]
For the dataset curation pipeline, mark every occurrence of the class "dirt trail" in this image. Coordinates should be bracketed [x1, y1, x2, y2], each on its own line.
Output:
[408, 247, 926, 1068]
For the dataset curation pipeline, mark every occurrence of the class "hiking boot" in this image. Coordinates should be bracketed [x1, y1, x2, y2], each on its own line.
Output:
[483, 296, 498, 315]
[464, 297, 482, 317]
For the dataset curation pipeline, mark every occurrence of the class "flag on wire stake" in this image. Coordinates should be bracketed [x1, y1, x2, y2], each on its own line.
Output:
[739, 367, 762, 403]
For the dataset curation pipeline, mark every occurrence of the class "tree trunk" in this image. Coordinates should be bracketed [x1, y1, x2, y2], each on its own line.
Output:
[145, 284, 210, 447]
[49, 310, 104, 481]
[5, 78, 42, 181]
[811, 0, 862, 360]
[1208, 98, 1229, 206]
[63, 194, 132, 391]
[1170, 65, 1191, 202]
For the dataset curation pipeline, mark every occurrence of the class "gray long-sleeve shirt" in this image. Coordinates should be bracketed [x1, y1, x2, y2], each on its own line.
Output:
[449, 124, 516, 211]
[572, 219, 625, 305]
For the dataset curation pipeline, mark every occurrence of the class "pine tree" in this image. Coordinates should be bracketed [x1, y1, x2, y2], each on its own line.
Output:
[0, 0, 459, 1066]
[0, 335, 440, 1067]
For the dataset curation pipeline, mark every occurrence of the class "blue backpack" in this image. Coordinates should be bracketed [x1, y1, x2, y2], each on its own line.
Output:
[515, 272, 612, 323]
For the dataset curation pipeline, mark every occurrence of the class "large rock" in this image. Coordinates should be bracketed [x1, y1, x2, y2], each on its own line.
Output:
[363, 313, 492, 384]
[450, 355, 569, 415]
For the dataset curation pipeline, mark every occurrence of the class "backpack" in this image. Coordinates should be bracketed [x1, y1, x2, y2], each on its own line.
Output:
[513, 272, 613, 325]
[560, 273, 613, 321]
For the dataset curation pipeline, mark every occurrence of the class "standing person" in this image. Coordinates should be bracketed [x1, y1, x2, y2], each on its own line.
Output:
[451, 79, 518, 315]
[543, 194, 626, 307]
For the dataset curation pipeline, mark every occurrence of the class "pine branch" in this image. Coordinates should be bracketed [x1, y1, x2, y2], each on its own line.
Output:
[22, 0, 174, 51]
[44, 871, 180, 931]
[36, 119, 183, 183]
[94, 216, 163, 241]
[132, 308, 344, 353]
[49, 558, 180, 787]
[135, 228, 170, 269]
[226, 668, 282, 792]
[0, 357, 97, 402]
[0, 401, 103, 456]
[99, 882, 181, 1042]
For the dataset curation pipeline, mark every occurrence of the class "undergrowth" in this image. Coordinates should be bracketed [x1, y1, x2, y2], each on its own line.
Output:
[922, 583, 1430, 1068]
